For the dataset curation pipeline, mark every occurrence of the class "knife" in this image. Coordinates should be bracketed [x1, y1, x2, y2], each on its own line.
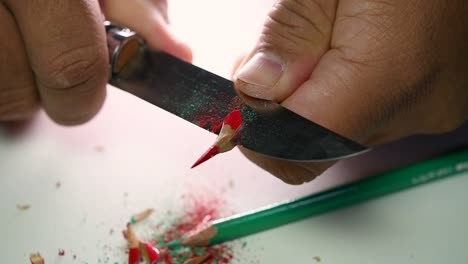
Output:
[105, 22, 369, 161]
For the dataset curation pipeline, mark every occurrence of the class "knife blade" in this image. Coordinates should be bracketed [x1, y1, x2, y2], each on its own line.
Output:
[105, 23, 369, 161]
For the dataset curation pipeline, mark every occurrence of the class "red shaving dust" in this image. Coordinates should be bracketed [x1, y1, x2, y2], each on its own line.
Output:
[196, 96, 244, 133]
[198, 117, 223, 134]
[151, 195, 233, 264]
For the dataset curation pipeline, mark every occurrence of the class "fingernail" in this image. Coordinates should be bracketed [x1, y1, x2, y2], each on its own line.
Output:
[236, 52, 284, 99]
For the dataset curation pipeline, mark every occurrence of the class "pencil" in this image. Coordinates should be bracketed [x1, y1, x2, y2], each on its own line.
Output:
[168, 148, 468, 247]
[191, 109, 243, 168]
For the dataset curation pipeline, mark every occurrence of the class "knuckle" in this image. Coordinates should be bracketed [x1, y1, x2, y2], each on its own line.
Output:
[261, 0, 332, 54]
[37, 43, 108, 92]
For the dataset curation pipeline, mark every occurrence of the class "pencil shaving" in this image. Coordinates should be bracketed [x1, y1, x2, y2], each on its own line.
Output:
[183, 254, 211, 264]
[140, 241, 161, 263]
[94, 145, 105, 152]
[29, 253, 44, 264]
[124, 222, 161, 264]
[130, 208, 155, 224]
[17, 204, 31, 211]
[123, 223, 139, 248]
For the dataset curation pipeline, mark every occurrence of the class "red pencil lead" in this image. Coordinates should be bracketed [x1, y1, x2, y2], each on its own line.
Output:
[191, 145, 220, 169]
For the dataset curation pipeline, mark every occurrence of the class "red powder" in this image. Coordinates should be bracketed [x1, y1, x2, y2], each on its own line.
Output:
[222, 110, 243, 130]
[195, 96, 244, 134]
[195, 106, 224, 134]
[228, 96, 244, 112]
[198, 118, 223, 134]
[151, 195, 233, 264]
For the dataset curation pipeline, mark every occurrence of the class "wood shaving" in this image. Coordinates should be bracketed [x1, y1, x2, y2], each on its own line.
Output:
[94, 145, 105, 152]
[30, 253, 44, 264]
[16, 204, 31, 211]
[183, 254, 211, 264]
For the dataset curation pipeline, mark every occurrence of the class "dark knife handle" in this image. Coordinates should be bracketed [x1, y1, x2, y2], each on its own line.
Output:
[105, 21, 143, 79]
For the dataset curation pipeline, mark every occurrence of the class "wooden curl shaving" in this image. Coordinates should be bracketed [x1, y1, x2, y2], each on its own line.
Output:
[182, 254, 211, 264]
[30, 253, 44, 264]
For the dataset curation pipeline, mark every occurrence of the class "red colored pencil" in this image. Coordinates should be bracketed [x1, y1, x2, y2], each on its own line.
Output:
[191, 110, 243, 168]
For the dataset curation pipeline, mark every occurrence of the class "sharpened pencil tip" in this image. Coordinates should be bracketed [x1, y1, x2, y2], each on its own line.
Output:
[191, 145, 220, 168]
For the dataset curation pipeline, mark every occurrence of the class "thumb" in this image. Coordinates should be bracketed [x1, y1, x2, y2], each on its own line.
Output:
[234, 0, 337, 101]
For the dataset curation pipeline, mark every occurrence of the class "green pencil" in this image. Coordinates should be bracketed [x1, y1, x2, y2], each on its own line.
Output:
[168, 148, 468, 247]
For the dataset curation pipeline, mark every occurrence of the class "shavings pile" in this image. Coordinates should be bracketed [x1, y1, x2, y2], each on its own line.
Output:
[148, 194, 234, 264]
[96, 189, 248, 264]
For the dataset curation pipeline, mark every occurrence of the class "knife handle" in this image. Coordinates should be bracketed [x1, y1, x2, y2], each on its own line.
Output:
[104, 21, 143, 79]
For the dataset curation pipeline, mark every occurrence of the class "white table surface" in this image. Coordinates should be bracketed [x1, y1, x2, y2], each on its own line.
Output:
[1, 1, 468, 263]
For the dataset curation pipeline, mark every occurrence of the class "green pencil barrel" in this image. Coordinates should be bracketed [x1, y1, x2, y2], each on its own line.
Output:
[210, 148, 468, 245]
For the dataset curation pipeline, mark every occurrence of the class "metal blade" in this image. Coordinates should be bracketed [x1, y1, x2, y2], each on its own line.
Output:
[109, 41, 368, 161]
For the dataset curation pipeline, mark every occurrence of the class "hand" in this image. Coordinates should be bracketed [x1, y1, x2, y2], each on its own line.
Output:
[0, 0, 191, 124]
[233, 0, 468, 184]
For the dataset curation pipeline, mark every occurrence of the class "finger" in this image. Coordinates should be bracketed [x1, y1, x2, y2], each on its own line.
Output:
[101, 0, 192, 62]
[149, 0, 169, 22]
[234, 0, 337, 101]
[0, 4, 38, 121]
[239, 147, 333, 185]
[4, 0, 109, 125]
